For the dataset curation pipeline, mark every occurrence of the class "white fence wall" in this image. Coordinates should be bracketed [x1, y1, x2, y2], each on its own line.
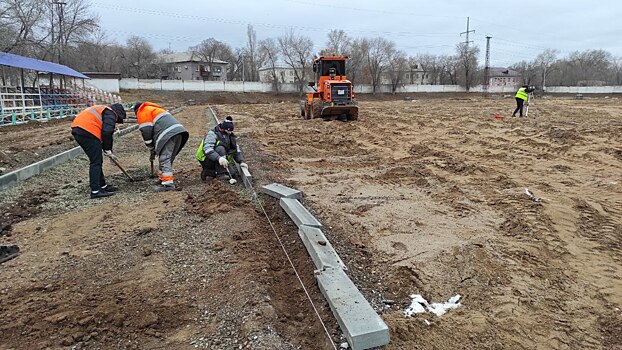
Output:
[110, 78, 622, 94]
[545, 86, 622, 94]
[85, 78, 120, 93]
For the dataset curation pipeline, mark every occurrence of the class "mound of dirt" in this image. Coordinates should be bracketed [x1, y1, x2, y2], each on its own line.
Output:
[185, 180, 251, 217]
[1, 189, 56, 236]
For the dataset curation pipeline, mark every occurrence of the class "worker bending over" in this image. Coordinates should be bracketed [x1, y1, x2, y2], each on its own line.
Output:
[134, 102, 188, 191]
[71, 103, 126, 198]
[512, 85, 536, 118]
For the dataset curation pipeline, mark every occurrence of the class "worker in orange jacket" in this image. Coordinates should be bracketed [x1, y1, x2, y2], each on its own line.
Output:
[133, 102, 188, 191]
[71, 103, 126, 198]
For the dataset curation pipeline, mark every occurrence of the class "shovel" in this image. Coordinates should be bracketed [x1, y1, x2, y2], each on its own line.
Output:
[149, 155, 155, 178]
[108, 155, 135, 182]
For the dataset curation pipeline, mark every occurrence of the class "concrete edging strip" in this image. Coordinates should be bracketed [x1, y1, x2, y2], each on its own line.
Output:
[317, 267, 390, 350]
[269, 183, 390, 349]
[298, 225, 347, 271]
[0, 106, 185, 192]
[279, 197, 322, 228]
[261, 183, 302, 199]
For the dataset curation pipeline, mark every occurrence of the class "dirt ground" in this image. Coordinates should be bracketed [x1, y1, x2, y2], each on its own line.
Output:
[1, 93, 621, 350]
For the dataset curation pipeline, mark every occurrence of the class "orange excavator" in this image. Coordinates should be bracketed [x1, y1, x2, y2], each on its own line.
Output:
[300, 56, 358, 121]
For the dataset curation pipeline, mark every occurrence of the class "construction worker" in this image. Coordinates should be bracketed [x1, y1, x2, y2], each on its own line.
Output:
[512, 85, 536, 117]
[133, 102, 189, 191]
[196, 116, 247, 181]
[71, 103, 126, 199]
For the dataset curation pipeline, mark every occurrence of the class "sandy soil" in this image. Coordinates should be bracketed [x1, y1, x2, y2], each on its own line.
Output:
[214, 95, 622, 349]
[1, 94, 621, 349]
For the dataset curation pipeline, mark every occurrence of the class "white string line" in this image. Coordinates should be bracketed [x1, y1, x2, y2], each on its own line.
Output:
[207, 106, 338, 350]
[250, 190, 338, 350]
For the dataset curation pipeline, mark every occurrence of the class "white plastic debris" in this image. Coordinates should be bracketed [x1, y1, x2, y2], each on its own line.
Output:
[524, 188, 541, 202]
[424, 319, 431, 326]
[428, 294, 462, 316]
[404, 294, 462, 317]
[404, 294, 428, 316]
[340, 342, 349, 349]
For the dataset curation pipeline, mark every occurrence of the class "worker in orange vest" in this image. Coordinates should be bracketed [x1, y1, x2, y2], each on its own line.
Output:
[133, 102, 189, 191]
[71, 103, 126, 198]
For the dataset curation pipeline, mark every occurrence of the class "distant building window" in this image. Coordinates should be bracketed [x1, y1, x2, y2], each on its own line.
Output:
[175, 66, 181, 72]
[195, 66, 199, 72]
[214, 67, 222, 73]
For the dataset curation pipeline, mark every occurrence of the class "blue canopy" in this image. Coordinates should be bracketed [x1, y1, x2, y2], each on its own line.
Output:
[0, 52, 89, 79]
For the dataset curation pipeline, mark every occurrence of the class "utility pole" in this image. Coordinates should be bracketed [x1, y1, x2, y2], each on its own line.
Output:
[459, 16, 475, 91]
[52, 1, 66, 88]
[484, 36, 492, 96]
[52, 1, 66, 64]
[460, 17, 475, 47]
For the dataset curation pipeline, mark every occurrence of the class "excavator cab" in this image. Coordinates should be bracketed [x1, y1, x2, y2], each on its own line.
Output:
[300, 56, 358, 121]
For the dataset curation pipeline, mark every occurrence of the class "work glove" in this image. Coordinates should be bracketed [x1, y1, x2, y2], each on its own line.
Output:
[239, 162, 248, 169]
[218, 157, 229, 168]
[149, 149, 156, 161]
[103, 150, 119, 162]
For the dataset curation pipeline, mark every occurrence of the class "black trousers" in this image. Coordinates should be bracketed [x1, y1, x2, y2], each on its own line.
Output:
[513, 98, 525, 116]
[199, 145, 238, 179]
[72, 131, 106, 192]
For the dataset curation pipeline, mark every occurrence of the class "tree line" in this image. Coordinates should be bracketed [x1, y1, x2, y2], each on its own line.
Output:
[3, 0, 622, 92]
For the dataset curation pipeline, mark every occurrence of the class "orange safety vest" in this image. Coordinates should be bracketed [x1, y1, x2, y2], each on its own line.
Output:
[71, 105, 110, 141]
[135, 102, 167, 124]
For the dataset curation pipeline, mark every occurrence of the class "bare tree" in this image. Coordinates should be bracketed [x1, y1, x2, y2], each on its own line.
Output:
[444, 56, 460, 85]
[414, 54, 446, 84]
[613, 57, 622, 85]
[511, 60, 537, 85]
[191, 38, 233, 81]
[122, 36, 157, 78]
[225, 47, 245, 81]
[322, 29, 351, 56]
[534, 49, 558, 91]
[345, 38, 367, 84]
[258, 38, 280, 91]
[386, 50, 408, 93]
[277, 31, 313, 93]
[455, 43, 479, 90]
[0, 0, 47, 56]
[245, 24, 258, 81]
[57, 0, 99, 64]
[365, 37, 394, 93]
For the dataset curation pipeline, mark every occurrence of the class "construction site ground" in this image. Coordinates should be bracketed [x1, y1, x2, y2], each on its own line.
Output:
[1, 93, 621, 350]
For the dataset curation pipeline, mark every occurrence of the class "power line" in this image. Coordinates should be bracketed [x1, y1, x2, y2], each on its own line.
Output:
[92, 3, 458, 39]
[279, 0, 464, 20]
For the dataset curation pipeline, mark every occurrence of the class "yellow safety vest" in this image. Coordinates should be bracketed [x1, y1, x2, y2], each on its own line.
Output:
[515, 87, 529, 101]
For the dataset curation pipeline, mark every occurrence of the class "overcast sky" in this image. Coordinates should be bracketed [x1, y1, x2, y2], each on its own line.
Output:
[93, 0, 622, 66]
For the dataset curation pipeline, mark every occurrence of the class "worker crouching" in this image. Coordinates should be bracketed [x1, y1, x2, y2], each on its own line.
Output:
[196, 116, 248, 181]
[133, 102, 189, 191]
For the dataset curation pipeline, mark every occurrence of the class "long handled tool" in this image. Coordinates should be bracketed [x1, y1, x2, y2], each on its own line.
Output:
[225, 167, 237, 185]
[108, 155, 135, 182]
[149, 152, 156, 178]
[525, 92, 534, 117]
